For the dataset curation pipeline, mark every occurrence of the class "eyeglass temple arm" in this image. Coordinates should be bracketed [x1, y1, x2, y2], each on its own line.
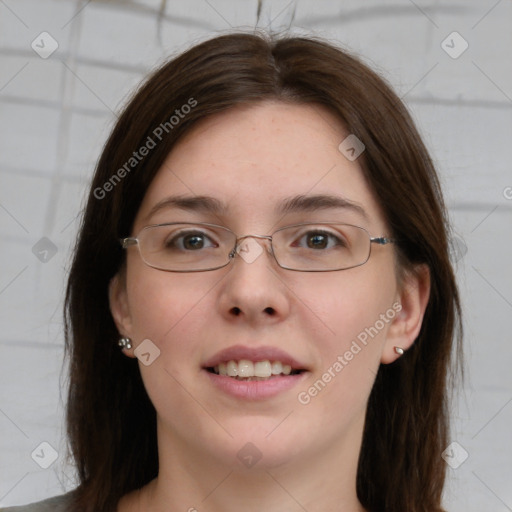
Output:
[120, 237, 138, 248]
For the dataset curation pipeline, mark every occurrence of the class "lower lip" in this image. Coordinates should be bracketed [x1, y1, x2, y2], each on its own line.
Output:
[203, 369, 308, 400]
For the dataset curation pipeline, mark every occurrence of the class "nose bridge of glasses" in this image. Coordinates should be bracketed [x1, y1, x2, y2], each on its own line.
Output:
[236, 234, 273, 243]
[229, 233, 273, 259]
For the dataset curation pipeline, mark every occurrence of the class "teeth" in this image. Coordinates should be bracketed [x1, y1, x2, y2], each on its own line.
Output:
[212, 360, 297, 378]
[271, 361, 283, 375]
[254, 361, 271, 377]
[227, 360, 238, 377]
[238, 360, 253, 377]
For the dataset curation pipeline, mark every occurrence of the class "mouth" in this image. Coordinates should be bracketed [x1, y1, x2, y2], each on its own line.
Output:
[202, 345, 309, 399]
[205, 359, 304, 381]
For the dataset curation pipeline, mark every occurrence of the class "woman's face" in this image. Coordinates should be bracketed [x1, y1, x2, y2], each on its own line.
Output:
[111, 101, 411, 471]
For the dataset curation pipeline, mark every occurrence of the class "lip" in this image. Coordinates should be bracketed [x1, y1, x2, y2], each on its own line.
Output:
[202, 344, 309, 370]
[203, 369, 309, 400]
[202, 344, 310, 400]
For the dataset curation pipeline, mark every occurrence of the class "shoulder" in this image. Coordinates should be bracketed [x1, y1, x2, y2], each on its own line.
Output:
[0, 491, 75, 512]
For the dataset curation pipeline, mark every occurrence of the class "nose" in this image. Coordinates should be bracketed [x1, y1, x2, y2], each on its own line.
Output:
[217, 235, 291, 326]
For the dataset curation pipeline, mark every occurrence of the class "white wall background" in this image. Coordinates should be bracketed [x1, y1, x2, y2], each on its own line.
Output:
[0, 0, 511, 510]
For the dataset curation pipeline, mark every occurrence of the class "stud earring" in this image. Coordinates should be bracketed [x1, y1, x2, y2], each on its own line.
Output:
[118, 337, 132, 350]
[394, 346, 404, 355]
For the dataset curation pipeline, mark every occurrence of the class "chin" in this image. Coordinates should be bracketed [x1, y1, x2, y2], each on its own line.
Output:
[209, 420, 313, 469]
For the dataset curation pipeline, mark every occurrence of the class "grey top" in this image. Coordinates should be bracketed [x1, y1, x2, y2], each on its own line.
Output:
[0, 492, 74, 512]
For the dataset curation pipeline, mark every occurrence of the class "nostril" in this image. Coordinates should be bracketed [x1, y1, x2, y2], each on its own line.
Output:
[228, 306, 275, 316]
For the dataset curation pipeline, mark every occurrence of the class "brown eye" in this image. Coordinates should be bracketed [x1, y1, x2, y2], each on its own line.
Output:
[307, 233, 329, 249]
[295, 229, 346, 250]
[164, 230, 217, 251]
[182, 234, 206, 250]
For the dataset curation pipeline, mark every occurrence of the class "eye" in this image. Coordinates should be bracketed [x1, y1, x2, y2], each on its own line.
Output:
[294, 229, 347, 250]
[165, 229, 218, 251]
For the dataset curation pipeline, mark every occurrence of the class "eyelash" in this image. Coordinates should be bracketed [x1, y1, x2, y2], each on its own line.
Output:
[163, 227, 347, 251]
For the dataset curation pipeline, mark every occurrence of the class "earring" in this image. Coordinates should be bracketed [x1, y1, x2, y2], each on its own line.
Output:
[118, 337, 132, 350]
[394, 346, 404, 356]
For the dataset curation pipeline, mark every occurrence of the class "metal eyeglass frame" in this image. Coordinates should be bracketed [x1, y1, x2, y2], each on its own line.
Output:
[120, 221, 397, 273]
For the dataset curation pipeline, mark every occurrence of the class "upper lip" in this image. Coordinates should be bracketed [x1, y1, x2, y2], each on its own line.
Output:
[202, 345, 309, 371]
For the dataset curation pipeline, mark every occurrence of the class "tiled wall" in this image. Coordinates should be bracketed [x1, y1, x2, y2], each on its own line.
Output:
[1, 0, 511, 509]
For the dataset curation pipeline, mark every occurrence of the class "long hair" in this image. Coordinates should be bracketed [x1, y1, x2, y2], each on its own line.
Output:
[64, 31, 463, 512]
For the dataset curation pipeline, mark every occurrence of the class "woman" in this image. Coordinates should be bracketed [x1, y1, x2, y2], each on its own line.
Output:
[3, 31, 462, 512]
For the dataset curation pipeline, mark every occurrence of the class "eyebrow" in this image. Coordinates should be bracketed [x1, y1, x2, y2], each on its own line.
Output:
[277, 194, 368, 220]
[145, 193, 368, 221]
[145, 195, 228, 221]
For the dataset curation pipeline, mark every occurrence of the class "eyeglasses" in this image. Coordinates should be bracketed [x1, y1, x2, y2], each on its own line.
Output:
[120, 222, 396, 273]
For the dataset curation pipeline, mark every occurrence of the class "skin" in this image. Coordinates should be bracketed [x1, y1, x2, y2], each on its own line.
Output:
[110, 101, 430, 512]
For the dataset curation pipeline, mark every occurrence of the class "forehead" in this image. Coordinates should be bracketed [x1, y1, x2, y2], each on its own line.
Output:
[134, 101, 386, 231]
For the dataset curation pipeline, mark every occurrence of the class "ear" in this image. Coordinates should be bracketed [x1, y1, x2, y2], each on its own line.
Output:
[109, 272, 136, 357]
[381, 264, 430, 364]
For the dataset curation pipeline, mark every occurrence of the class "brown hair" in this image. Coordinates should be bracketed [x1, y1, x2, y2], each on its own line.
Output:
[64, 31, 463, 512]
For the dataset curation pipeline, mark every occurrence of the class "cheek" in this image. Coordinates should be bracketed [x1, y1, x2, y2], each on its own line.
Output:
[303, 264, 396, 342]
[297, 266, 397, 399]
[125, 265, 215, 360]
[124, 268, 218, 424]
